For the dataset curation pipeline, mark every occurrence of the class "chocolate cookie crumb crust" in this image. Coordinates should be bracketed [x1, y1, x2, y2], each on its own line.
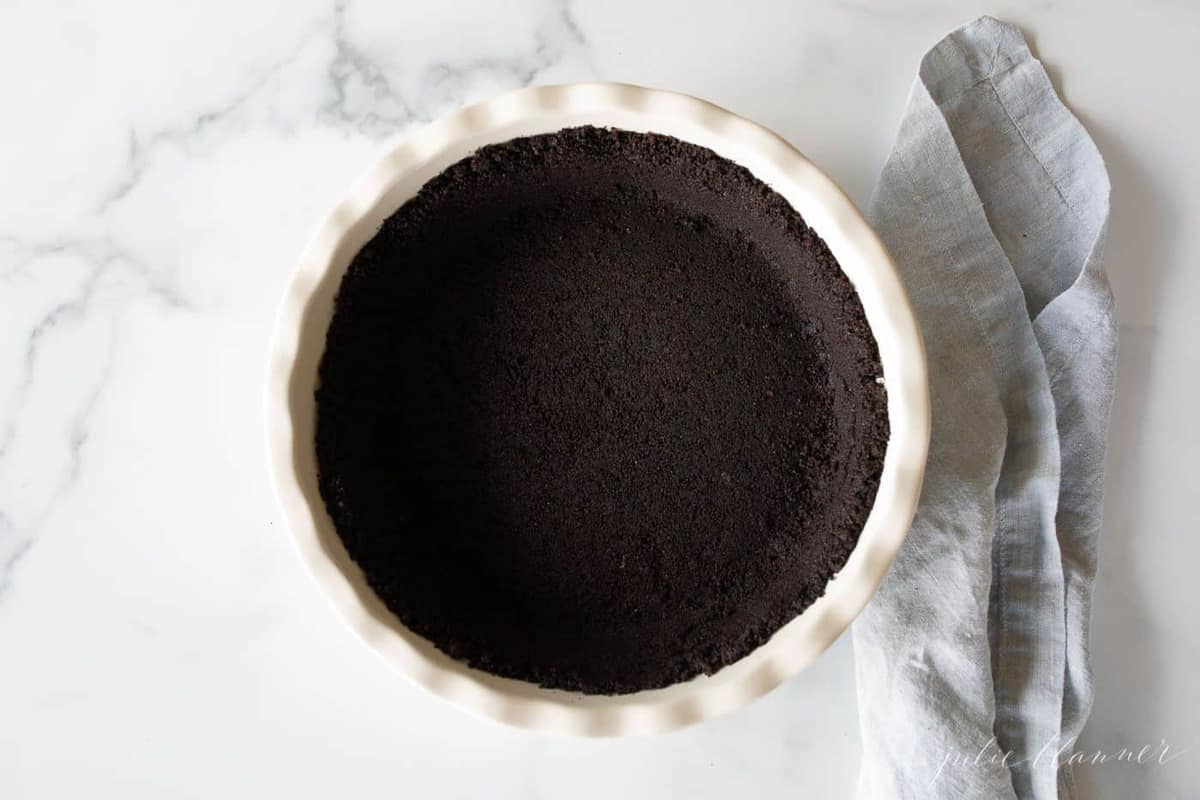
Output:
[315, 126, 888, 694]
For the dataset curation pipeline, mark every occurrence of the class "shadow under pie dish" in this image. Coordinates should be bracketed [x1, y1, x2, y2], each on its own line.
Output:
[266, 84, 929, 734]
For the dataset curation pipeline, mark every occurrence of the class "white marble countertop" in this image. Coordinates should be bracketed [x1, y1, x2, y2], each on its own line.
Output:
[1, 1, 1196, 797]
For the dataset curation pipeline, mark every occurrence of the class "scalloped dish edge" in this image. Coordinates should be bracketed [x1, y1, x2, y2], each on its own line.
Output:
[264, 83, 930, 736]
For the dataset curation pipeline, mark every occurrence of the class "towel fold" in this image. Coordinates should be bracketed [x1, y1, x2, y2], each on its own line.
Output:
[852, 17, 1116, 799]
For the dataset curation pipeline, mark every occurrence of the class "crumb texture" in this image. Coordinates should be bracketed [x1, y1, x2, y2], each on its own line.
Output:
[315, 126, 888, 694]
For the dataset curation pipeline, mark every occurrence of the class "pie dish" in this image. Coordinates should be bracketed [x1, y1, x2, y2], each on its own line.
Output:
[265, 83, 929, 734]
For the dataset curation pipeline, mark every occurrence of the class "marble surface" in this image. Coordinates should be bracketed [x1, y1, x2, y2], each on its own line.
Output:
[1, 1, 1196, 797]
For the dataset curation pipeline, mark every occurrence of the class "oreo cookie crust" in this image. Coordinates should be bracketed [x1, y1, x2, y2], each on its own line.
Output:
[315, 126, 888, 694]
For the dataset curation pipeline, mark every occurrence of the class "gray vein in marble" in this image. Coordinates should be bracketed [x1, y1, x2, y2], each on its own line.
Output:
[0, 253, 104, 460]
[321, 0, 418, 136]
[323, 0, 590, 137]
[98, 0, 593, 210]
[425, 0, 588, 95]
[0, 264, 108, 594]
[0, 518, 28, 597]
[94, 22, 330, 213]
[0, 238, 178, 599]
[64, 317, 118, 487]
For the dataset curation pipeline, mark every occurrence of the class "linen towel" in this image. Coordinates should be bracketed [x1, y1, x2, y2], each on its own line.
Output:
[852, 17, 1116, 799]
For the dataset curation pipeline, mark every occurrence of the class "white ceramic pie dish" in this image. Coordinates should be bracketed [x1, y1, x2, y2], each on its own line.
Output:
[265, 83, 929, 735]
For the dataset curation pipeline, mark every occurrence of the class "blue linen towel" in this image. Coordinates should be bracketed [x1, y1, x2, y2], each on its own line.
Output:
[852, 17, 1116, 799]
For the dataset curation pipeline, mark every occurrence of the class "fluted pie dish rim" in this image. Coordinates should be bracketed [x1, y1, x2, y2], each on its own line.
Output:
[264, 82, 930, 735]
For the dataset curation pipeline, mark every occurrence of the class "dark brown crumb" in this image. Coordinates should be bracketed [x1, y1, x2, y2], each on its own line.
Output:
[315, 126, 888, 694]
